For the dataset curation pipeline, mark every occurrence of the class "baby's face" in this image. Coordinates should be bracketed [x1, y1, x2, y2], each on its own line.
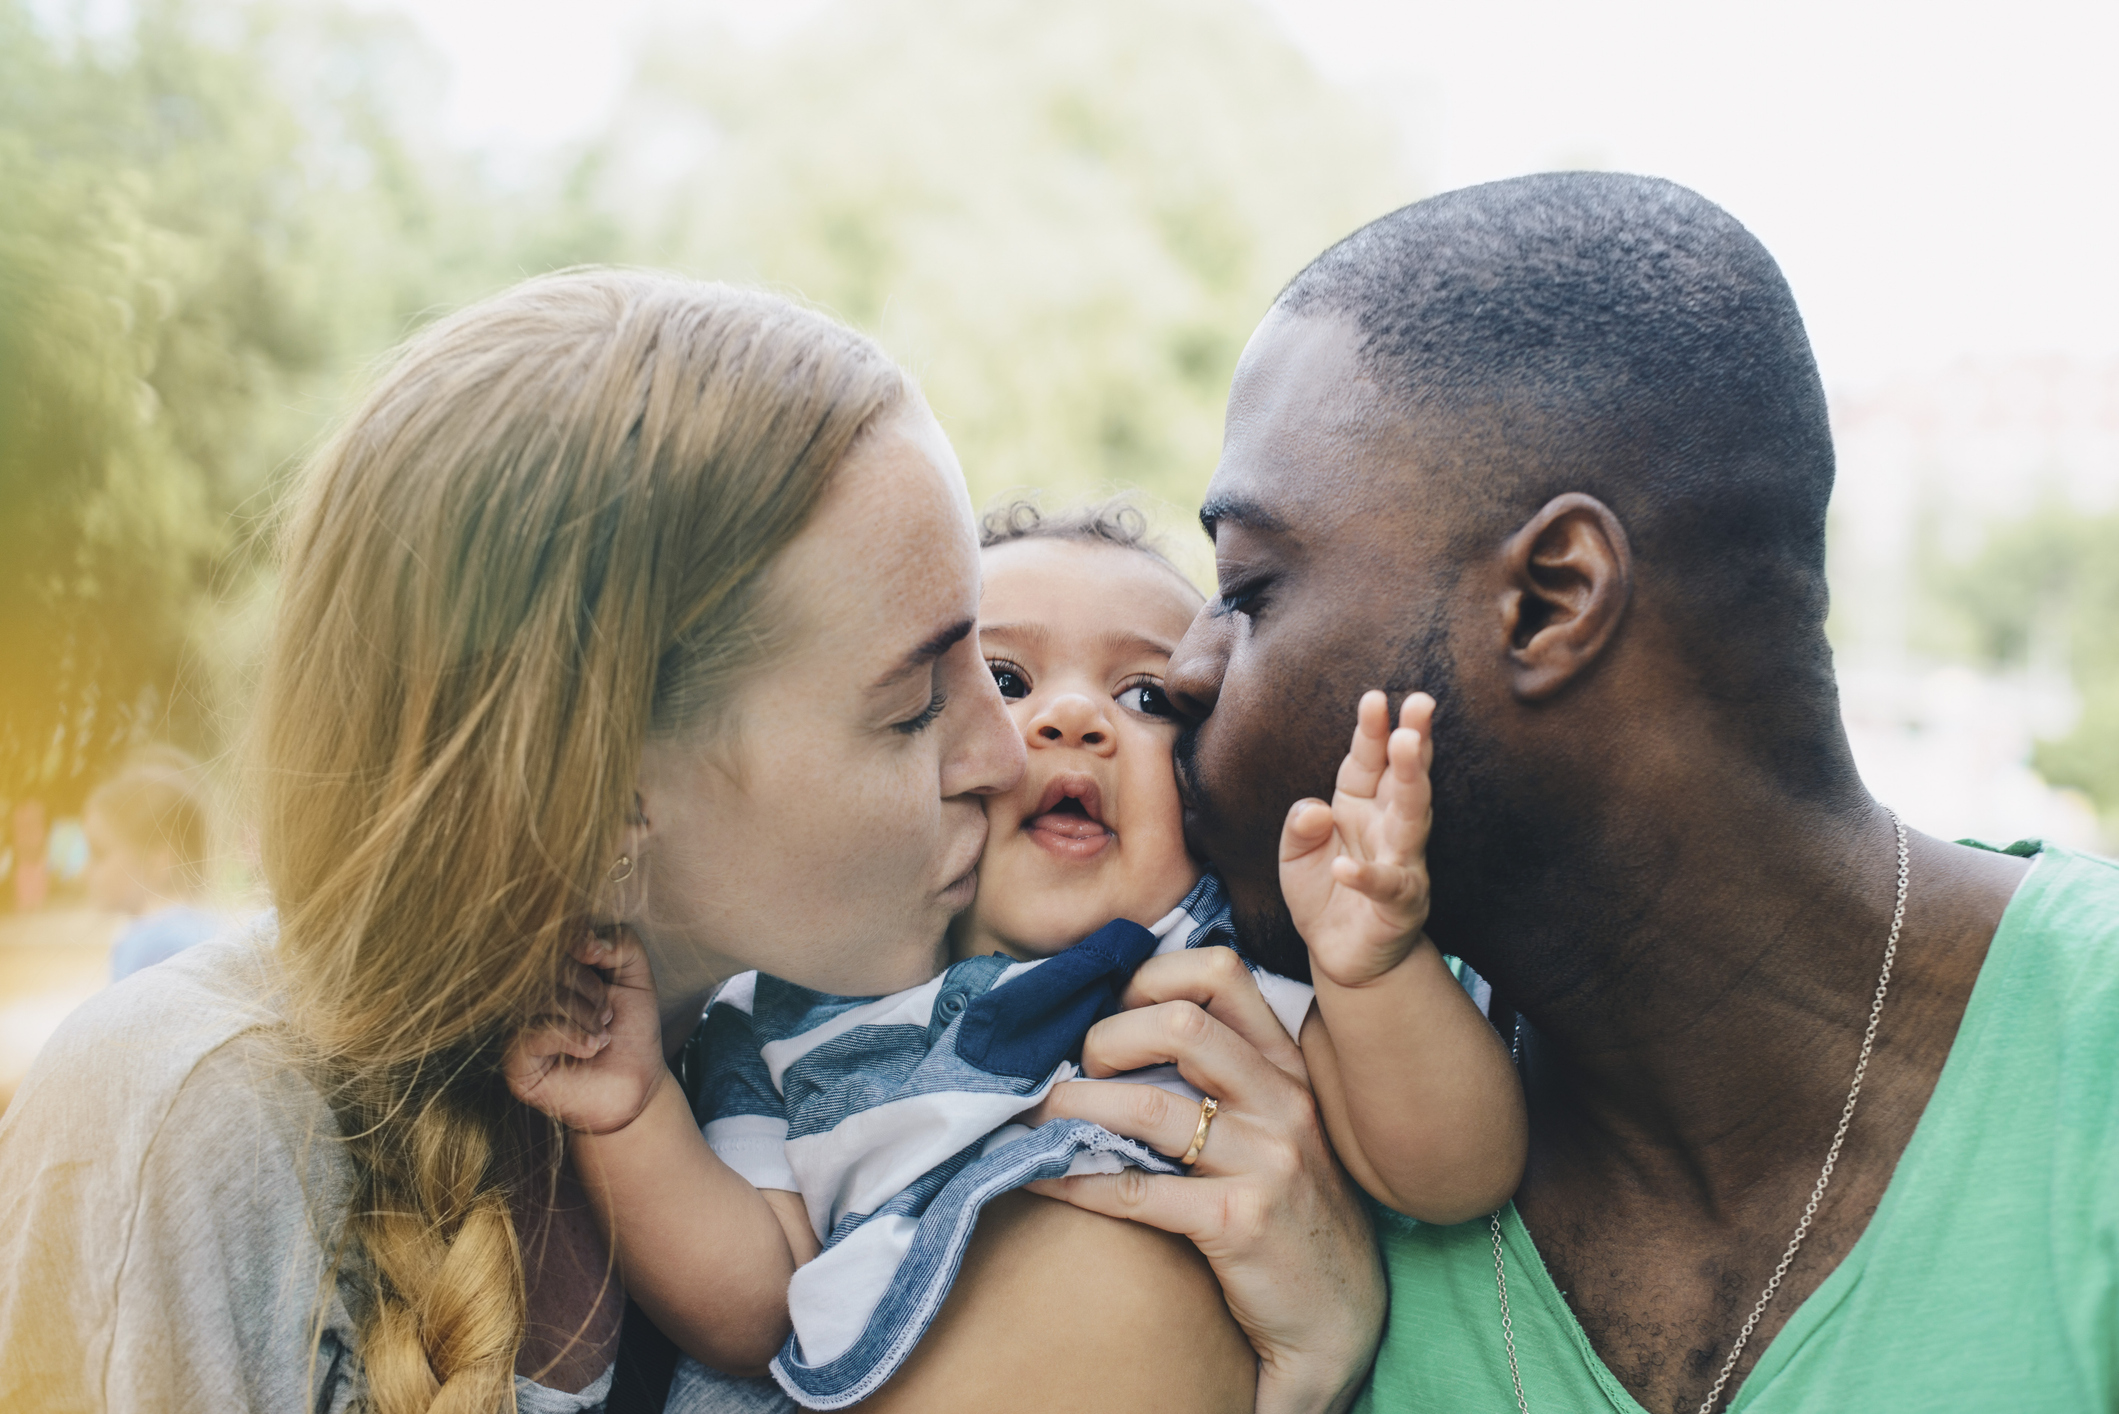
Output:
[963, 537, 1205, 959]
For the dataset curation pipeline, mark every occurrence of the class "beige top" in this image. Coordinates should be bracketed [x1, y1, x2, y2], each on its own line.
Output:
[0, 929, 619, 1412]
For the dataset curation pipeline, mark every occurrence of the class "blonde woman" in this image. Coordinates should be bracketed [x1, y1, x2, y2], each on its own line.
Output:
[0, 271, 1380, 1413]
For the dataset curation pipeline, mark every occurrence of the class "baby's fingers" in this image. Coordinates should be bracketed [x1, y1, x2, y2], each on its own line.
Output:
[560, 962, 614, 1028]
[1333, 690, 1392, 800]
[1372, 726, 1434, 857]
[528, 1011, 613, 1062]
[1330, 853, 1428, 911]
[1278, 798, 1336, 863]
[503, 1022, 605, 1108]
[1397, 691, 1436, 743]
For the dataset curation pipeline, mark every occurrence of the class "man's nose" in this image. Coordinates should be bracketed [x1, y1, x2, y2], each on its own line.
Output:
[1028, 692, 1115, 755]
[1164, 604, 1226, 726]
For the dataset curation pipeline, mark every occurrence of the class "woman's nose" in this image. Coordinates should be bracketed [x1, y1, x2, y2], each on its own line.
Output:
[943, 646, 1026, 799]
[1028, 692, 1115, 755]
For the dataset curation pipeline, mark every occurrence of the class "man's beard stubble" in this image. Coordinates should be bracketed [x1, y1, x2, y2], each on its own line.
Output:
[1178, 612, 1506, 985]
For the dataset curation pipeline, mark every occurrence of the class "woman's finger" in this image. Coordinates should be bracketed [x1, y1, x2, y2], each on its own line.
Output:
[1020, 1170, 1226, 1242]
[1030, 1076, 1277, 1176]
[1115, 947, 1308, 1082]
[1077, 999, 1307, 1123]
[1029, 1078, 1214, 1163]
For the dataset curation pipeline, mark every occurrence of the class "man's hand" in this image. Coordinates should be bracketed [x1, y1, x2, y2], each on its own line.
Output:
[503, 929, 668, 1134]
[1279, 690, 1436, 989]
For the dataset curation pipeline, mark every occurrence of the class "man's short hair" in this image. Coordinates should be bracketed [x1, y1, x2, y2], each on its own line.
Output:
[1283, 171, 1832, 596]
[1280, 173, 1844, 781]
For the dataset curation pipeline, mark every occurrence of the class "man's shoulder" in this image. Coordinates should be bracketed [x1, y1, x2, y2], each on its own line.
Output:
[2002, 843, 2119, 991]
[1974, 845, 2119, 1133]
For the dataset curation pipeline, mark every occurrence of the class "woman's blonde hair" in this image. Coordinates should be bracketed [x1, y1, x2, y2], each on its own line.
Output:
[256, 269, 906, 1412]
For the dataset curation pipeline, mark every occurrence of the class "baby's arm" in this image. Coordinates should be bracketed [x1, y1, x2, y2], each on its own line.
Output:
[1279, 691, 1527, 1224]
[504, 933, 818, 1375]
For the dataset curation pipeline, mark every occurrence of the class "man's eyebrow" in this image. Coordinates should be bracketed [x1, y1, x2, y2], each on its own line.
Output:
[1198, 494, 1290, 538]
[870, 618, 975, 691]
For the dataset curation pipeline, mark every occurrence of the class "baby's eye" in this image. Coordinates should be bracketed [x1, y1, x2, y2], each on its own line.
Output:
[1118, 682, 1175, 719]
[988, 661, 1030, 700]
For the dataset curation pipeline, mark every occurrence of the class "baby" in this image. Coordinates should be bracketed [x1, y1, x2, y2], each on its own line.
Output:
[507, 501, 1526, 1408]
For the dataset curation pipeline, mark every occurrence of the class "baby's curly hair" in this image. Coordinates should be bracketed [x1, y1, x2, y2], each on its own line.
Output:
[978, 496, 1196, 591]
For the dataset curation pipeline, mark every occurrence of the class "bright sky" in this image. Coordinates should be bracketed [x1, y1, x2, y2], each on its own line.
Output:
[374, 0, 2119, 396]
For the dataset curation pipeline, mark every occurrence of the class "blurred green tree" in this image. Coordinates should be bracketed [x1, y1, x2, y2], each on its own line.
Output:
[0, 0, 615, 819]
[1917, 498, 2119, 838]
[1, 0, 1409, 830]
[598, 0, 1413, 516]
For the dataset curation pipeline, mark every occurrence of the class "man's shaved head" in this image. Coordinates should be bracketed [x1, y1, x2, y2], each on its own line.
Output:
[1169, 174, 1866, 981]
[1278, 173, 1840, 766]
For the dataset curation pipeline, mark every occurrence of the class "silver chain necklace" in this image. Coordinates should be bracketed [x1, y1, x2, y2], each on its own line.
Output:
[1491, 808, 1910, 1414]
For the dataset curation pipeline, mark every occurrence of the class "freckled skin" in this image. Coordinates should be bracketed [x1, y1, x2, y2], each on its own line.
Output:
[1165, 306, 2031, 1414]
[626, 405, 1026, 1015]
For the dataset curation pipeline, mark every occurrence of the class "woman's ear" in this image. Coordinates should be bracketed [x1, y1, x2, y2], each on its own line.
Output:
[598, 791, 652, 924]
[1496, 493, 1632, 702]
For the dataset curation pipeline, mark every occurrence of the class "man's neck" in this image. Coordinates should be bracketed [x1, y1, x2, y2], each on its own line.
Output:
[1458, 771, 2029, 1413]
[1455, 785, 2021, 1203]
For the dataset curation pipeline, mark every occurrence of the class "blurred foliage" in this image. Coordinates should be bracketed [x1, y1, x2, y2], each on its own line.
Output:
[1, 0, 1409, 824]
[599, 0, 1411, 509]
[1916, 499, 2119, 835]
[0, 0, 616, 816]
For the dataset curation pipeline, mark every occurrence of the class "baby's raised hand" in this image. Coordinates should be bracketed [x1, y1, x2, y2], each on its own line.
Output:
[1279, 690, 1436, 988]
[503, 929, 668, 1134]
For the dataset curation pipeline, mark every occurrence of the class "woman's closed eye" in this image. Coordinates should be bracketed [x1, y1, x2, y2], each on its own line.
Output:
[893, 688, 948, 734]
[1117, 679, 1175, 719]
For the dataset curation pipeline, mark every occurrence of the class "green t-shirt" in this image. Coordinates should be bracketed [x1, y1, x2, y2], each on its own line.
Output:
[1360, 841, 2119, 1413]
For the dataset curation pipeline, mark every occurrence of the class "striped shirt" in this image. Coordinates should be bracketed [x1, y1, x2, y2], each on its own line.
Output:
[698, 873, 1313, 1409]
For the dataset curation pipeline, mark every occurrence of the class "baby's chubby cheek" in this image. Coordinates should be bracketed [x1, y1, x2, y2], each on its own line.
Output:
[970, 837, 1200, 957]
[962, 837, 1106, 958]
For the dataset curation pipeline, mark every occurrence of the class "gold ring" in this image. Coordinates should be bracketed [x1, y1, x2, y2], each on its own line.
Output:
[1180, 1096, 1220, 1167]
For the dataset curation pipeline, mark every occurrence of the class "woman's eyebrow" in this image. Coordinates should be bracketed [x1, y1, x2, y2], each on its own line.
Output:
[870, 618, 975, 691]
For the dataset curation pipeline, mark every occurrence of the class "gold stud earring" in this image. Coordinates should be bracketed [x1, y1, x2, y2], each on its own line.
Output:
[608, 854, 633, 883]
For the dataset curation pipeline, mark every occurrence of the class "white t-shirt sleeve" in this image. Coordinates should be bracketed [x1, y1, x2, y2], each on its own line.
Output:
[1254, 969, 1317, 1043]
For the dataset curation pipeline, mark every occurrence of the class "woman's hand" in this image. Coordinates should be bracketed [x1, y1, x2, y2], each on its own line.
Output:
[1020, 946, 1385, 1414]
[503, 930, 669, 1135]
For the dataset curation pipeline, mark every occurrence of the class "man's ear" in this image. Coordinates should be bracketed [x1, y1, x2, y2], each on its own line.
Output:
[1496, 493, 1632, 701]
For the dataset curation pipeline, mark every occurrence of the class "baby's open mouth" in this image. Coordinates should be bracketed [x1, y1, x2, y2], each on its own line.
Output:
[1024, 774, 1112, 860]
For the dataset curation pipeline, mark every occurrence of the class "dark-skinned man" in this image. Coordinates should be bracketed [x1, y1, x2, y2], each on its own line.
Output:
[1166, 172, 2117, 1414]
